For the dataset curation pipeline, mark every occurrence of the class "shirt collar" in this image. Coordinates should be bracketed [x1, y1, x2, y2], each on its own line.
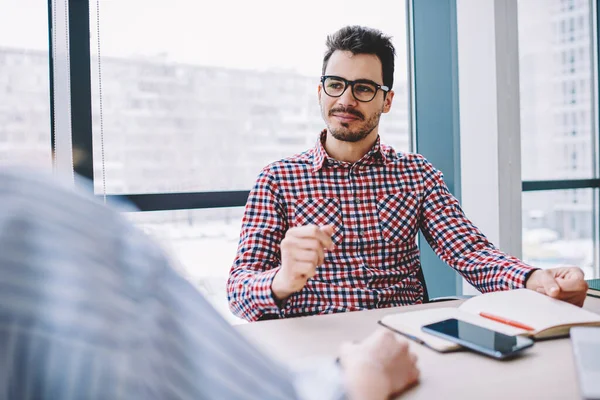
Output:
[311, 130, 391, 172]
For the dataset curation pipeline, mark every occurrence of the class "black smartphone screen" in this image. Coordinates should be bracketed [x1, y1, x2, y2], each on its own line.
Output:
[422, 318, 534, 359]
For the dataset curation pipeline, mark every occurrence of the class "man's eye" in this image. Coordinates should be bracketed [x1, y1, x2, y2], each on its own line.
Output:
[355, 84, 375, 93]
[328, 82, 343, 89]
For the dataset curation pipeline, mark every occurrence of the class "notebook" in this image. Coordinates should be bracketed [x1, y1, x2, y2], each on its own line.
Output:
[587, 279, 600, 299]
[379, 289, 600, 352]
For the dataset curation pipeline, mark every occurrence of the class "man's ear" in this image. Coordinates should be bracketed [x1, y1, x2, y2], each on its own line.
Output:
[382, 90, 395, 113]
[317, 84, 322, 102]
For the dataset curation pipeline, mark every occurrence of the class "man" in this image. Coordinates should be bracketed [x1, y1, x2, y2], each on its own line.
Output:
[227, 25, 588, 322]
[0, 167, 419, 400]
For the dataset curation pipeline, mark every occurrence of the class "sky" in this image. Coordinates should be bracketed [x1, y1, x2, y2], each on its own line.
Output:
[0, 0, 49, 50]
[0, 0, 408, 79]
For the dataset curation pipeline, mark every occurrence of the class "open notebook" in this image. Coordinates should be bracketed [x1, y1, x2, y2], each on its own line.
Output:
[379, 289, 600, 352]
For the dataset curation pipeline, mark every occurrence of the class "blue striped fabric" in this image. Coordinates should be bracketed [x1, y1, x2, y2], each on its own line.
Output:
[0, 169, 343, 400]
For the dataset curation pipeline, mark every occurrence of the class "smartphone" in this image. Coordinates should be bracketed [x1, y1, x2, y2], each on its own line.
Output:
[422, 318, 534, 359]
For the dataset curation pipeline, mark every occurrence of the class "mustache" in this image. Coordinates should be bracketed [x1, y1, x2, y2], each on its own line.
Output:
[329, 107, 364, 120]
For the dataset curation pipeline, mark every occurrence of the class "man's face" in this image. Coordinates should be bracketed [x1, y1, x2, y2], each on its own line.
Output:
[318, 50, 394, 143]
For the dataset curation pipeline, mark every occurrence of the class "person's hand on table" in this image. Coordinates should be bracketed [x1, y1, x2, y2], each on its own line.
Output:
[525, 266, 588, 307]
[271, 224, 335, 301]
[339, 330, 420, 400]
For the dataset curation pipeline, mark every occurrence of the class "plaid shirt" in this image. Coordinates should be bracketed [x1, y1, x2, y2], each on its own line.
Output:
[227, 131, 536, 321]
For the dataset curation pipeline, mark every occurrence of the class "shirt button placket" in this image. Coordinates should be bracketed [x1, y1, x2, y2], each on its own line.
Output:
[348, 167, 361, 245]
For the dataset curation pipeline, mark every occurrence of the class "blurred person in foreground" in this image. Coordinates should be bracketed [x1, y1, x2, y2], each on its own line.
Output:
[0, 168, 418, 400]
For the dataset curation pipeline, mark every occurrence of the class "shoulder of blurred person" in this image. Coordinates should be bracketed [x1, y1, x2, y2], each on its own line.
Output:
[0, 167, 303, 399]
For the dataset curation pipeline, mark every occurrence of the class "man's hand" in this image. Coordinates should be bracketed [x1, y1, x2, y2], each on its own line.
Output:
[271, 224, 335, 301]
[339, 330, 420, 400]
[525, 266, 588, 307]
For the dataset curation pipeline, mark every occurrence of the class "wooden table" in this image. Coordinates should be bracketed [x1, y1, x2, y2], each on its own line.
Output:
[236, 296, 600, 399]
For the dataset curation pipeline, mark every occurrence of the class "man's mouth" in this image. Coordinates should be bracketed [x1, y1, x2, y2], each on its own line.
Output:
[330, 110, 364, 122]
[333, 113, 360, 122]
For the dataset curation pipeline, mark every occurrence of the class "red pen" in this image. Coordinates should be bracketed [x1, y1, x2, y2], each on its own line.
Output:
[479, 312, 535, 331]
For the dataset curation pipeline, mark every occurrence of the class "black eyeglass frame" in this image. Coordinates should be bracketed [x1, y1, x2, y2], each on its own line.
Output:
[320, 75, 390, 102]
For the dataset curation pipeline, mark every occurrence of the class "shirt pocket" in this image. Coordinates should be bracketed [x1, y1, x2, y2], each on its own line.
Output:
[293, 197, 343, 246]
[377, 191, 419, 243]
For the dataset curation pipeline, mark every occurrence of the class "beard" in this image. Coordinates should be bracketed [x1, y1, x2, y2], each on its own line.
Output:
[322, 105, 383, 143]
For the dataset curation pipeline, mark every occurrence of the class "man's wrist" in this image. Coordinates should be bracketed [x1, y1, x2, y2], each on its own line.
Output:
[342, 364, 389, 400]
[524, 268, 541, 289]
[271, 270, 292, 304]
[271, 291, 287, 309]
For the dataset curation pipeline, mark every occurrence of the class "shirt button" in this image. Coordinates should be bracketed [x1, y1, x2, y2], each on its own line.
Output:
[354, 198, 361, 204]
[357, 230, 363, 236]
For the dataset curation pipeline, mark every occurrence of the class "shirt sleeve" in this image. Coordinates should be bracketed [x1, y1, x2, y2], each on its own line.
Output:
[289, 358, 346, 400]
[145, 261, 350, 400]
[144, 257, 299, 400]
[417, 157, 537, 292]
[227, 168, 288, 321]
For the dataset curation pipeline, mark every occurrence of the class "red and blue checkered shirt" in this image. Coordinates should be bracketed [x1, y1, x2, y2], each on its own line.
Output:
[227, 131, 536, 321]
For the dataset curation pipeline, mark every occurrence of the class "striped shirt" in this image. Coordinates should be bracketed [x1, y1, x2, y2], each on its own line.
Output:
[228, 131, 536, 321]
[0, 169, 343, 400]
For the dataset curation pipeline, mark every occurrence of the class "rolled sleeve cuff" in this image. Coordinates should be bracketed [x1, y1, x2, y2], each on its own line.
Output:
[290, 357, 346, 400]
[251, 267, 283, 315]
[503, 263, 539, 290]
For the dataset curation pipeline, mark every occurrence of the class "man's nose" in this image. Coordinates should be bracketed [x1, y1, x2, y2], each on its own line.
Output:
[337, 85, 358, 107]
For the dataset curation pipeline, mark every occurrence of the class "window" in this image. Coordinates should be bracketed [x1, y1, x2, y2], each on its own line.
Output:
[90, 1, 410, 195]
[569, 49, 576, 72]
[522, 83, 592, 177]
[89, 0, 411, 316]
[518, 0, 598, 278]
[126, 207, 245, 324]
[0, 0, 51, 168]
[522, 190, 596, 279]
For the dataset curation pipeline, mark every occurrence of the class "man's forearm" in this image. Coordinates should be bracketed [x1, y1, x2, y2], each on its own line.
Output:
[227, 267, 282, 321]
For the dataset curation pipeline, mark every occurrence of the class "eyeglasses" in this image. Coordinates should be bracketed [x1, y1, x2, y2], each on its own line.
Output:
[320, 75, 389, 103]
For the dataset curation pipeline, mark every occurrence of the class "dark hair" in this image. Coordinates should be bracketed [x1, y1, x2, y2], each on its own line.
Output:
[322, 25, 396, 90]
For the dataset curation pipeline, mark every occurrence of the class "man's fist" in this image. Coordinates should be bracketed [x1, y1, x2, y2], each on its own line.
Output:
[525, 266, 588, 307]
[271, 224, 335, 301]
